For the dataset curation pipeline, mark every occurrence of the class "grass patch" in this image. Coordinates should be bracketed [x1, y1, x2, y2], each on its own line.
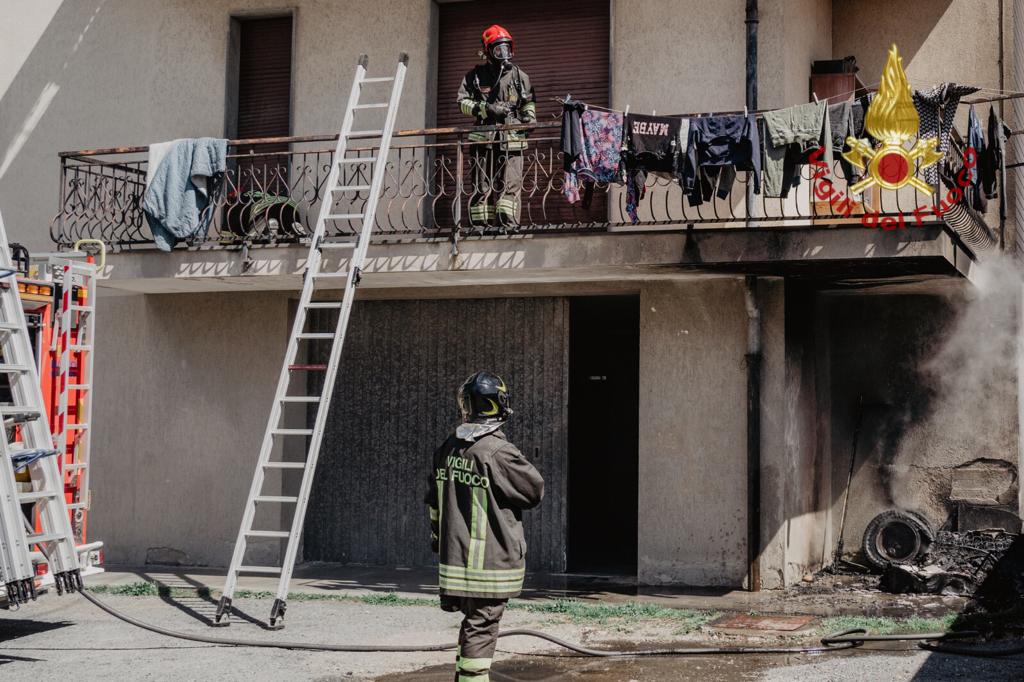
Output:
[508, 598, 718, 632]
[86, 582, 715, 631]
[88, 581, 212, 599]
[88, 581, 161, 596]
[819, 614, 957, 636]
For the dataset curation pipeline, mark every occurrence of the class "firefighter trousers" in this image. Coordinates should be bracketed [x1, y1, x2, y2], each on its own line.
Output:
[453, 597, 508, 681]
[469, 145, 523, 229]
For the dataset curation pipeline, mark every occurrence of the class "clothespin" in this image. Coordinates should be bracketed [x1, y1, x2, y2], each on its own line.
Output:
[813, 92, 820, 103]
[652, 109, 656, 116]
[625, 104, 630, 116]
[744, 105, 748, 116]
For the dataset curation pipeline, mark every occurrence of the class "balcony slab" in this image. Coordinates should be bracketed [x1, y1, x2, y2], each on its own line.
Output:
[95, 223, 973, 294]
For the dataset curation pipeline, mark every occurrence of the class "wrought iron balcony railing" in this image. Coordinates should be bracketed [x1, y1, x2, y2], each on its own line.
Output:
[52, 122, 954, 251]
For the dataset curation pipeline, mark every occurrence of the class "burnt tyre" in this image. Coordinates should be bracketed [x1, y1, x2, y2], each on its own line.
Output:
[862, 509, 934, 569]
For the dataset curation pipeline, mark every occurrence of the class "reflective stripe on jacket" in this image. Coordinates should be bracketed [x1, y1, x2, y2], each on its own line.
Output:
[425, 430, 544, 598]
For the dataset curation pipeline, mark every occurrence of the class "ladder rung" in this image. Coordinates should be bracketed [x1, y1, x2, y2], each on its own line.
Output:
[27, 533, 66, 544]
[296, 333, 334, 340]
[271, 429, 313, 436]
[263, 461, 307, 469]
[288, 364, 327, 371]
[332, 185, 372, 192]
[70, 344, 92, 352]
[312, 271, 348, 279]
[354, 103, 389, 109]
[18, 490, 59, 502]
[67, 502, 88, 510]
[280, 396, 321, 403]
[361, 77, 394, 83]
[0, 322, 21, 332]
[245, 530, 291, 538]
[324, 213, 364, 220]
[254, 495, 299, 504]
[0, 406, 41, 414]
[318, 242, 357, 250]
[68, 383, 91, 390]
[0, 364, 31, 373]
[305, 301, 342, 309]
[237, 565, 283, 574]
[338, 156, 377, 164]
[64, 463, 87, 469]
[71, 305, 94, 313]
[66, 423, 89, 430]
[347, 129, 384, 137]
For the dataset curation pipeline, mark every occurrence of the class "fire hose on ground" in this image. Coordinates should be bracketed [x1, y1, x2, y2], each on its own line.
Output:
[74, 588, 1024, 659]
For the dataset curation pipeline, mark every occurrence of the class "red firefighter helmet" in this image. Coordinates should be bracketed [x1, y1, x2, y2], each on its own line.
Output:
[481, 24, 514, 55]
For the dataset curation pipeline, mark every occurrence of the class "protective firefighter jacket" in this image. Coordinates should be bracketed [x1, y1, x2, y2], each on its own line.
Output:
[425, 429, 544, 598]
[457, 63, 537, 149]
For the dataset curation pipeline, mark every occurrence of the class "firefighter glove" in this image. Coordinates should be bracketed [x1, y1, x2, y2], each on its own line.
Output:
[485, 101, 511, 120]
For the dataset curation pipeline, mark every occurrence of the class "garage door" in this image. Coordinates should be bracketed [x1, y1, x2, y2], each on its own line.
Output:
[304, 297, 569, 572]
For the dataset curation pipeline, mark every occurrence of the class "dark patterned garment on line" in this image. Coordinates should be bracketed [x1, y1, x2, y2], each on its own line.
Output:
[913, 82, 979, 185]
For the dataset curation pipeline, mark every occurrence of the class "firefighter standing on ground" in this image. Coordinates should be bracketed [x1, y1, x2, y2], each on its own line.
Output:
[426, 372, 545, 681]
[457, 25, 537, 231]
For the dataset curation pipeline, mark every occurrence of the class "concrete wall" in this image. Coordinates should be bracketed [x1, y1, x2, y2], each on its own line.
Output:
[89, 289, 289, 566]
[638, 278, 749, 586]
[0, 0, 436, 251]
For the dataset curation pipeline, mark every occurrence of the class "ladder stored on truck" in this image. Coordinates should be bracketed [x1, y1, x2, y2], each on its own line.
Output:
[52, 245, 100, 533]
[216, 54, 408, 628]
[0, 209, 81, 606]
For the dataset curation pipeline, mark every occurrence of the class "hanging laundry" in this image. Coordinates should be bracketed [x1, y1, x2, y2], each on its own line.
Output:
[562, 108, 624, 207]
[981, 104, 1010, 200]
[623, 113, 683, 221]
[143, 137, 228, 251]
[850, 93, 873, 142]
[683, 113, 761, 207]
[828, 100, 858, 182]
[762, 100, 832, 198]
[965, 104, 987, 213]
[561, 100, 586, 171]
[913, 82, 980, 185]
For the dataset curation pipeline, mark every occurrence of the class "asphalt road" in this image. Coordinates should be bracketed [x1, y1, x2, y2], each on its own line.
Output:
[3, 592, 1023, 681]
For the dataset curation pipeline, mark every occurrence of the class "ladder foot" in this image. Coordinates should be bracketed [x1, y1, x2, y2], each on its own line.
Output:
[269, 598, 287, 629]
[214, 596, 233, 625]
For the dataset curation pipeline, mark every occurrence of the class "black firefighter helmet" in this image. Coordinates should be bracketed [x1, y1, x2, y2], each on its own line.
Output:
[458, 371, 513, 423]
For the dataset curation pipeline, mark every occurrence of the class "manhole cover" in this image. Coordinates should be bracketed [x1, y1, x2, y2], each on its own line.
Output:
[709, 614, 816, 632]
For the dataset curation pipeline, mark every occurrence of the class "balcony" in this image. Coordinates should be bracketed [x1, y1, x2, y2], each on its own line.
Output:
[52, 123, 981, 254]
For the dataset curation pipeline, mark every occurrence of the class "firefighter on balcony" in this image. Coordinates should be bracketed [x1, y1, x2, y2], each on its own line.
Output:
[425, 372, 545, 681]
[457, 25, 537, 231]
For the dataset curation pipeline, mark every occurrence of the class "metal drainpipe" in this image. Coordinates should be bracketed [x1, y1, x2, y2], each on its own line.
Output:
[744, 0, 762, 592]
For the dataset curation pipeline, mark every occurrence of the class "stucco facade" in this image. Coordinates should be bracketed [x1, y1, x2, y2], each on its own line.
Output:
[0, 1, 1017, 589]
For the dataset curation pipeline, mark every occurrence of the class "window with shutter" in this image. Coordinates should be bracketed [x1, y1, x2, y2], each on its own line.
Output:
[229, 15, 294, 237]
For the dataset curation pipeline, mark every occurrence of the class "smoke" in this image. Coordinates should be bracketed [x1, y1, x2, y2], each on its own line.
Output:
[924, 256, 1020, 411]
[886, 254, 1021, 512]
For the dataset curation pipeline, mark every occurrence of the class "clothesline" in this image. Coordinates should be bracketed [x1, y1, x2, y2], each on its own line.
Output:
[554, 83, 1024, 122]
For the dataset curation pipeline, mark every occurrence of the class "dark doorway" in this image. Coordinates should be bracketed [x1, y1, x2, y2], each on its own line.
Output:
[568, 296, 639, 574]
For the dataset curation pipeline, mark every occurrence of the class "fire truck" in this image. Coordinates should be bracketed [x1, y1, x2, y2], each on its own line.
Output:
[7, 241, 103, 592]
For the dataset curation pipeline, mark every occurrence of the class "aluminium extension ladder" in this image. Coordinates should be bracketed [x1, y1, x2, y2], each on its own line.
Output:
[216, 53, 408, 628]
[0, 209, 81, 606]
[50, 246, 100, 553]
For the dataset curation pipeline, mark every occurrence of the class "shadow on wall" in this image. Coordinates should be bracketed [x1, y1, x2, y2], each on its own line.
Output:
[828, 255, 1022, 564]
[0, 1, 108, 182]
[831, 0, 955, 82]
